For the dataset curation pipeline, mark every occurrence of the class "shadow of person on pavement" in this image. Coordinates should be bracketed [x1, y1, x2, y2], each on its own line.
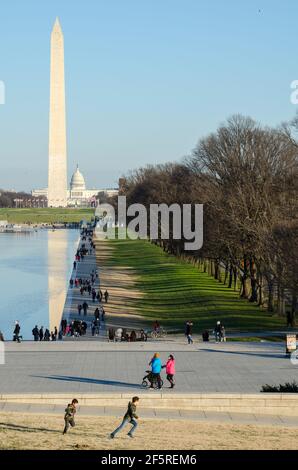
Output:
[31, 375, 142, 388]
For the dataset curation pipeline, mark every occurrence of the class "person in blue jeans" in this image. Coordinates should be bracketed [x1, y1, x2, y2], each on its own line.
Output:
[110, 397, 139, 439]
[149, 353, 162, 389]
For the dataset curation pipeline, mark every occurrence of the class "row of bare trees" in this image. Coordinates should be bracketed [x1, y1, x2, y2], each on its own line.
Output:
[118, 115, 298, 323]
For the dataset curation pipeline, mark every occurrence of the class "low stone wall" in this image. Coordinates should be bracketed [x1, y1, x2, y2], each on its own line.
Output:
[0, 393, 297, 416]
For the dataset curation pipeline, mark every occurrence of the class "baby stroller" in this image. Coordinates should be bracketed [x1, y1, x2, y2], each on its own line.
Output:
[141, 370, 164, 389]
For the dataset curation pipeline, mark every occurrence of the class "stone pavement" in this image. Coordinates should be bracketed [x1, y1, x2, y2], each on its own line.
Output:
[1, 402, 298, 427]
[0, 339, 296, 394]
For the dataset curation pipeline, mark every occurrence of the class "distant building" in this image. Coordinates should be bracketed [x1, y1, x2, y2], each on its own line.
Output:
[32, 165, 118, 207]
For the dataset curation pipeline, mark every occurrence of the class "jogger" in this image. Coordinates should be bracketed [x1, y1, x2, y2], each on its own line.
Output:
[110, 397, 139, 439]
[63, 398, 78, 435]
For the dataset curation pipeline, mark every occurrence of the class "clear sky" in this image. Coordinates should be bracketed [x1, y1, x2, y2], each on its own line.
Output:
[0, 0, 297, 191]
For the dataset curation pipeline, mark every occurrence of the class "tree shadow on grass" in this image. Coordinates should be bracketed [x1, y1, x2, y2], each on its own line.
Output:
[31, 375, 142, 389]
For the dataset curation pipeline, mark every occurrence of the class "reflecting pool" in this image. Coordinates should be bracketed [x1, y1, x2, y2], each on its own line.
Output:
[0, 229, 79, 340]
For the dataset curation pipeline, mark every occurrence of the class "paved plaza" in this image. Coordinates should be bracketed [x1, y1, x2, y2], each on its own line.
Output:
[0, 339, 296, 394]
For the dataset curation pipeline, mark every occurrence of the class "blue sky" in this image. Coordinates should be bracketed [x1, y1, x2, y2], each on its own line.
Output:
[0, 0, 297, 191]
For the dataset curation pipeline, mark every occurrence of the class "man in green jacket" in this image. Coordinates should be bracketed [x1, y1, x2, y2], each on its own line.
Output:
[63, 398, 78, 435]
[110, 396, 139, 439]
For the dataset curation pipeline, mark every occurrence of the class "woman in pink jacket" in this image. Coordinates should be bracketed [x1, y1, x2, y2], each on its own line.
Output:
[163, 354, 176, 389]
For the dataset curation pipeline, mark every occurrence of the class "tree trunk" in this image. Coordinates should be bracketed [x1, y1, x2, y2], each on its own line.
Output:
[233, 267, 237, 291]
[291, 293, 297, 327]
[240, 256, 249, 298]
[267, 280, 274, 313]
[249, 261, 258, 303]
[224, 263, 228, 285]
[214, 260, 219, 280]
[257, 273, 263, 306]
[228, 265, 233, 288]
[277, 285, 285, 316]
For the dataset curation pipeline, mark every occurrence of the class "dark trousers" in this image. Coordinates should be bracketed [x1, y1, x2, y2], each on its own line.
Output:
[167, 374, 174, 387]
[63, 416, 75, 434]
[150, 373, 162, 388]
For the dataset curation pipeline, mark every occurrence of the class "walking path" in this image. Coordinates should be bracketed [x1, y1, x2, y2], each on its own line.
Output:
[61, 233, 148, 340]
[0, 339, 296, 394]
[1, 402, 298, 427]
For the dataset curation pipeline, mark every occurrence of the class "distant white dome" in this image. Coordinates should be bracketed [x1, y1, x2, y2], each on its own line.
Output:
[70, 165, 86, 191]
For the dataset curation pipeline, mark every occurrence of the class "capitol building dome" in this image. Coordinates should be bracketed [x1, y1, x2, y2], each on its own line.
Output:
[32, 163, 119, 207]
[70, 164, 86, 191]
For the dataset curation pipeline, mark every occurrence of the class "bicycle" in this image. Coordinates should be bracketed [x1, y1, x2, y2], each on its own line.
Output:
[141, 370, 164, 389]
[150, 327, 167, 339]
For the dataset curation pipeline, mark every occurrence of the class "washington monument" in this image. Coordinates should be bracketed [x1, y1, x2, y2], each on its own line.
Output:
[48, 18, 67, 207]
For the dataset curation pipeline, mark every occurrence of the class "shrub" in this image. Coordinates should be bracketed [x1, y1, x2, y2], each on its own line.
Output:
[261, 381, 298, 393]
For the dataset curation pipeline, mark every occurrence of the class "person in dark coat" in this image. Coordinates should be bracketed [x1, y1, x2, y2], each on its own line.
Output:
[185, 321, 194, 344]
[44, 329, 50, 341]
[82, 302, 88, 316]
[32, 325, 39, 341]
[13, 321, 21, 342]
[39, 326, 44, 341]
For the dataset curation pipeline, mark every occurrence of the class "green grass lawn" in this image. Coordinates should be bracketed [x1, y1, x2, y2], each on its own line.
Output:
[105, 238, 286, 332]
[0, 208, 94, 224]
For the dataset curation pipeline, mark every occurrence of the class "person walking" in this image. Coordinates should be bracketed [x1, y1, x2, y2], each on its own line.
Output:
[39, 326, 44, 342]
[185, 321, 194, 344]
[62, 398, 78, 435]
[104, 290, 109, 303]
[78, 304, 82, 316]
[101, 308, 106, 324]
[220, 324, 226, 342]
[13, 321, 21, 343]
[32, 325, 39, 342]
[82, 301, 89, 316]
[44, 328, 50, 341]
[163, 354, 176, 389]
[214, 321, 221, 343]
[110, 397, 139, 439]
[149, 353, 162, 389]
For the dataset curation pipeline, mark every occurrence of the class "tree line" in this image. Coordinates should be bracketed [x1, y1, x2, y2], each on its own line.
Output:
[118, 115, 298, 323]
[0, 190, 33, 208]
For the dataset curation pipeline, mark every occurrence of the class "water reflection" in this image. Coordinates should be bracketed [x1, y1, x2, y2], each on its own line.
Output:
[0, 230, 78, 340]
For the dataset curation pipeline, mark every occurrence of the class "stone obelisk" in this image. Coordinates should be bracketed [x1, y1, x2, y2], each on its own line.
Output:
[48, 18, 67, 207]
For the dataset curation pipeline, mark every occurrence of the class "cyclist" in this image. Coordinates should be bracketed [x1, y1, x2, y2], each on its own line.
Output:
[153, 320, 160, 333]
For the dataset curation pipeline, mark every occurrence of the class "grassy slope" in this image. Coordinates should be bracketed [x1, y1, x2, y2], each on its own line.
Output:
[105, 238, 285, 332]
[0, 208, 94, 224]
